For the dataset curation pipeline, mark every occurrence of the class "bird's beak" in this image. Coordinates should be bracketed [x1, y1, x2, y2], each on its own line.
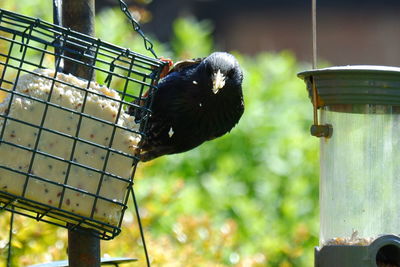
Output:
[212, 69, 226, 94]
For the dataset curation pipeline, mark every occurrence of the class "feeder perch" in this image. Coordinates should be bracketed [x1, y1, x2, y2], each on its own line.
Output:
[298, 65, 400, 267]
[0, 8, 165, 240]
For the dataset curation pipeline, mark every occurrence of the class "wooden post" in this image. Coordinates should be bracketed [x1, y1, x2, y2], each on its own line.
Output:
[57, 0, 101, 266]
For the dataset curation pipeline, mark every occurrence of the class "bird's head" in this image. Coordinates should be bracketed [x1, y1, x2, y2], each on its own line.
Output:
[201, 52, 243, 94]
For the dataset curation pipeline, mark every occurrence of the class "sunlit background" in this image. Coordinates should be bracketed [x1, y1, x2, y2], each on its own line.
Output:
[0, 0, 399, 266]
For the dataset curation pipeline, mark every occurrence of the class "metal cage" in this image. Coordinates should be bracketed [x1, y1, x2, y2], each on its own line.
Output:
[0, 9, 165, 240]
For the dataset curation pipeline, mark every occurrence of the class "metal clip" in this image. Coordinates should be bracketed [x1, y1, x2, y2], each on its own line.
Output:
[311, 124, 332, 138]
[310, 77, 332, 138]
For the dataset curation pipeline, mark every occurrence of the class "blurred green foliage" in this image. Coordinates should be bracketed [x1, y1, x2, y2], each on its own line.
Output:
[171, 17, 214, 59]
[0, 2, 319, 267]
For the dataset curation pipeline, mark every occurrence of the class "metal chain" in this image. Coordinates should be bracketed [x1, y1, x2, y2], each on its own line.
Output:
[118, 0, 158, 58]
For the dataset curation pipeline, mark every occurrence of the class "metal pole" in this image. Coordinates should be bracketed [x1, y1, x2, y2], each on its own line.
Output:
[56, 1, 101, 266]
[68, 230, 100, 267]
[61, 0, 96, 79]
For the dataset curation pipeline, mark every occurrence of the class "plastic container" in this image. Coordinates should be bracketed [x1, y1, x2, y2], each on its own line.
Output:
[299, 66, 400, 247]
[320, 104, 400, 246]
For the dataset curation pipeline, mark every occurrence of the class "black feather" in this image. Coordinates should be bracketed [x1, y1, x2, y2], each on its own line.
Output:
[132, 52, 244, 162]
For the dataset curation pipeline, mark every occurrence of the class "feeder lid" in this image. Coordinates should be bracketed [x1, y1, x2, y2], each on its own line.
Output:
[298, 65, 400, 77]
[298, 65, 400, 106]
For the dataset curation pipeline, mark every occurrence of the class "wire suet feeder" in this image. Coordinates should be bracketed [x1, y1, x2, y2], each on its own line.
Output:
[0, 7, 165, 242]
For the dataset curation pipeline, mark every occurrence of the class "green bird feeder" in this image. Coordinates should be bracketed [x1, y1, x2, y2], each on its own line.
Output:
[298, 65, 400, 267]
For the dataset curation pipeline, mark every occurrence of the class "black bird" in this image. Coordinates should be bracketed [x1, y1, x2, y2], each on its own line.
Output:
[135, 52, 244, 162]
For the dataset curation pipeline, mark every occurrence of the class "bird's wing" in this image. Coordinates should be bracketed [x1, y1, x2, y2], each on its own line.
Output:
[168, 57, 204, 74]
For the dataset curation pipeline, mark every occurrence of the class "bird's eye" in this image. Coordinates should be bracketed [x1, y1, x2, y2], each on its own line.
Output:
[206, 64, 213, 75]
[227, 69, 235, 79]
